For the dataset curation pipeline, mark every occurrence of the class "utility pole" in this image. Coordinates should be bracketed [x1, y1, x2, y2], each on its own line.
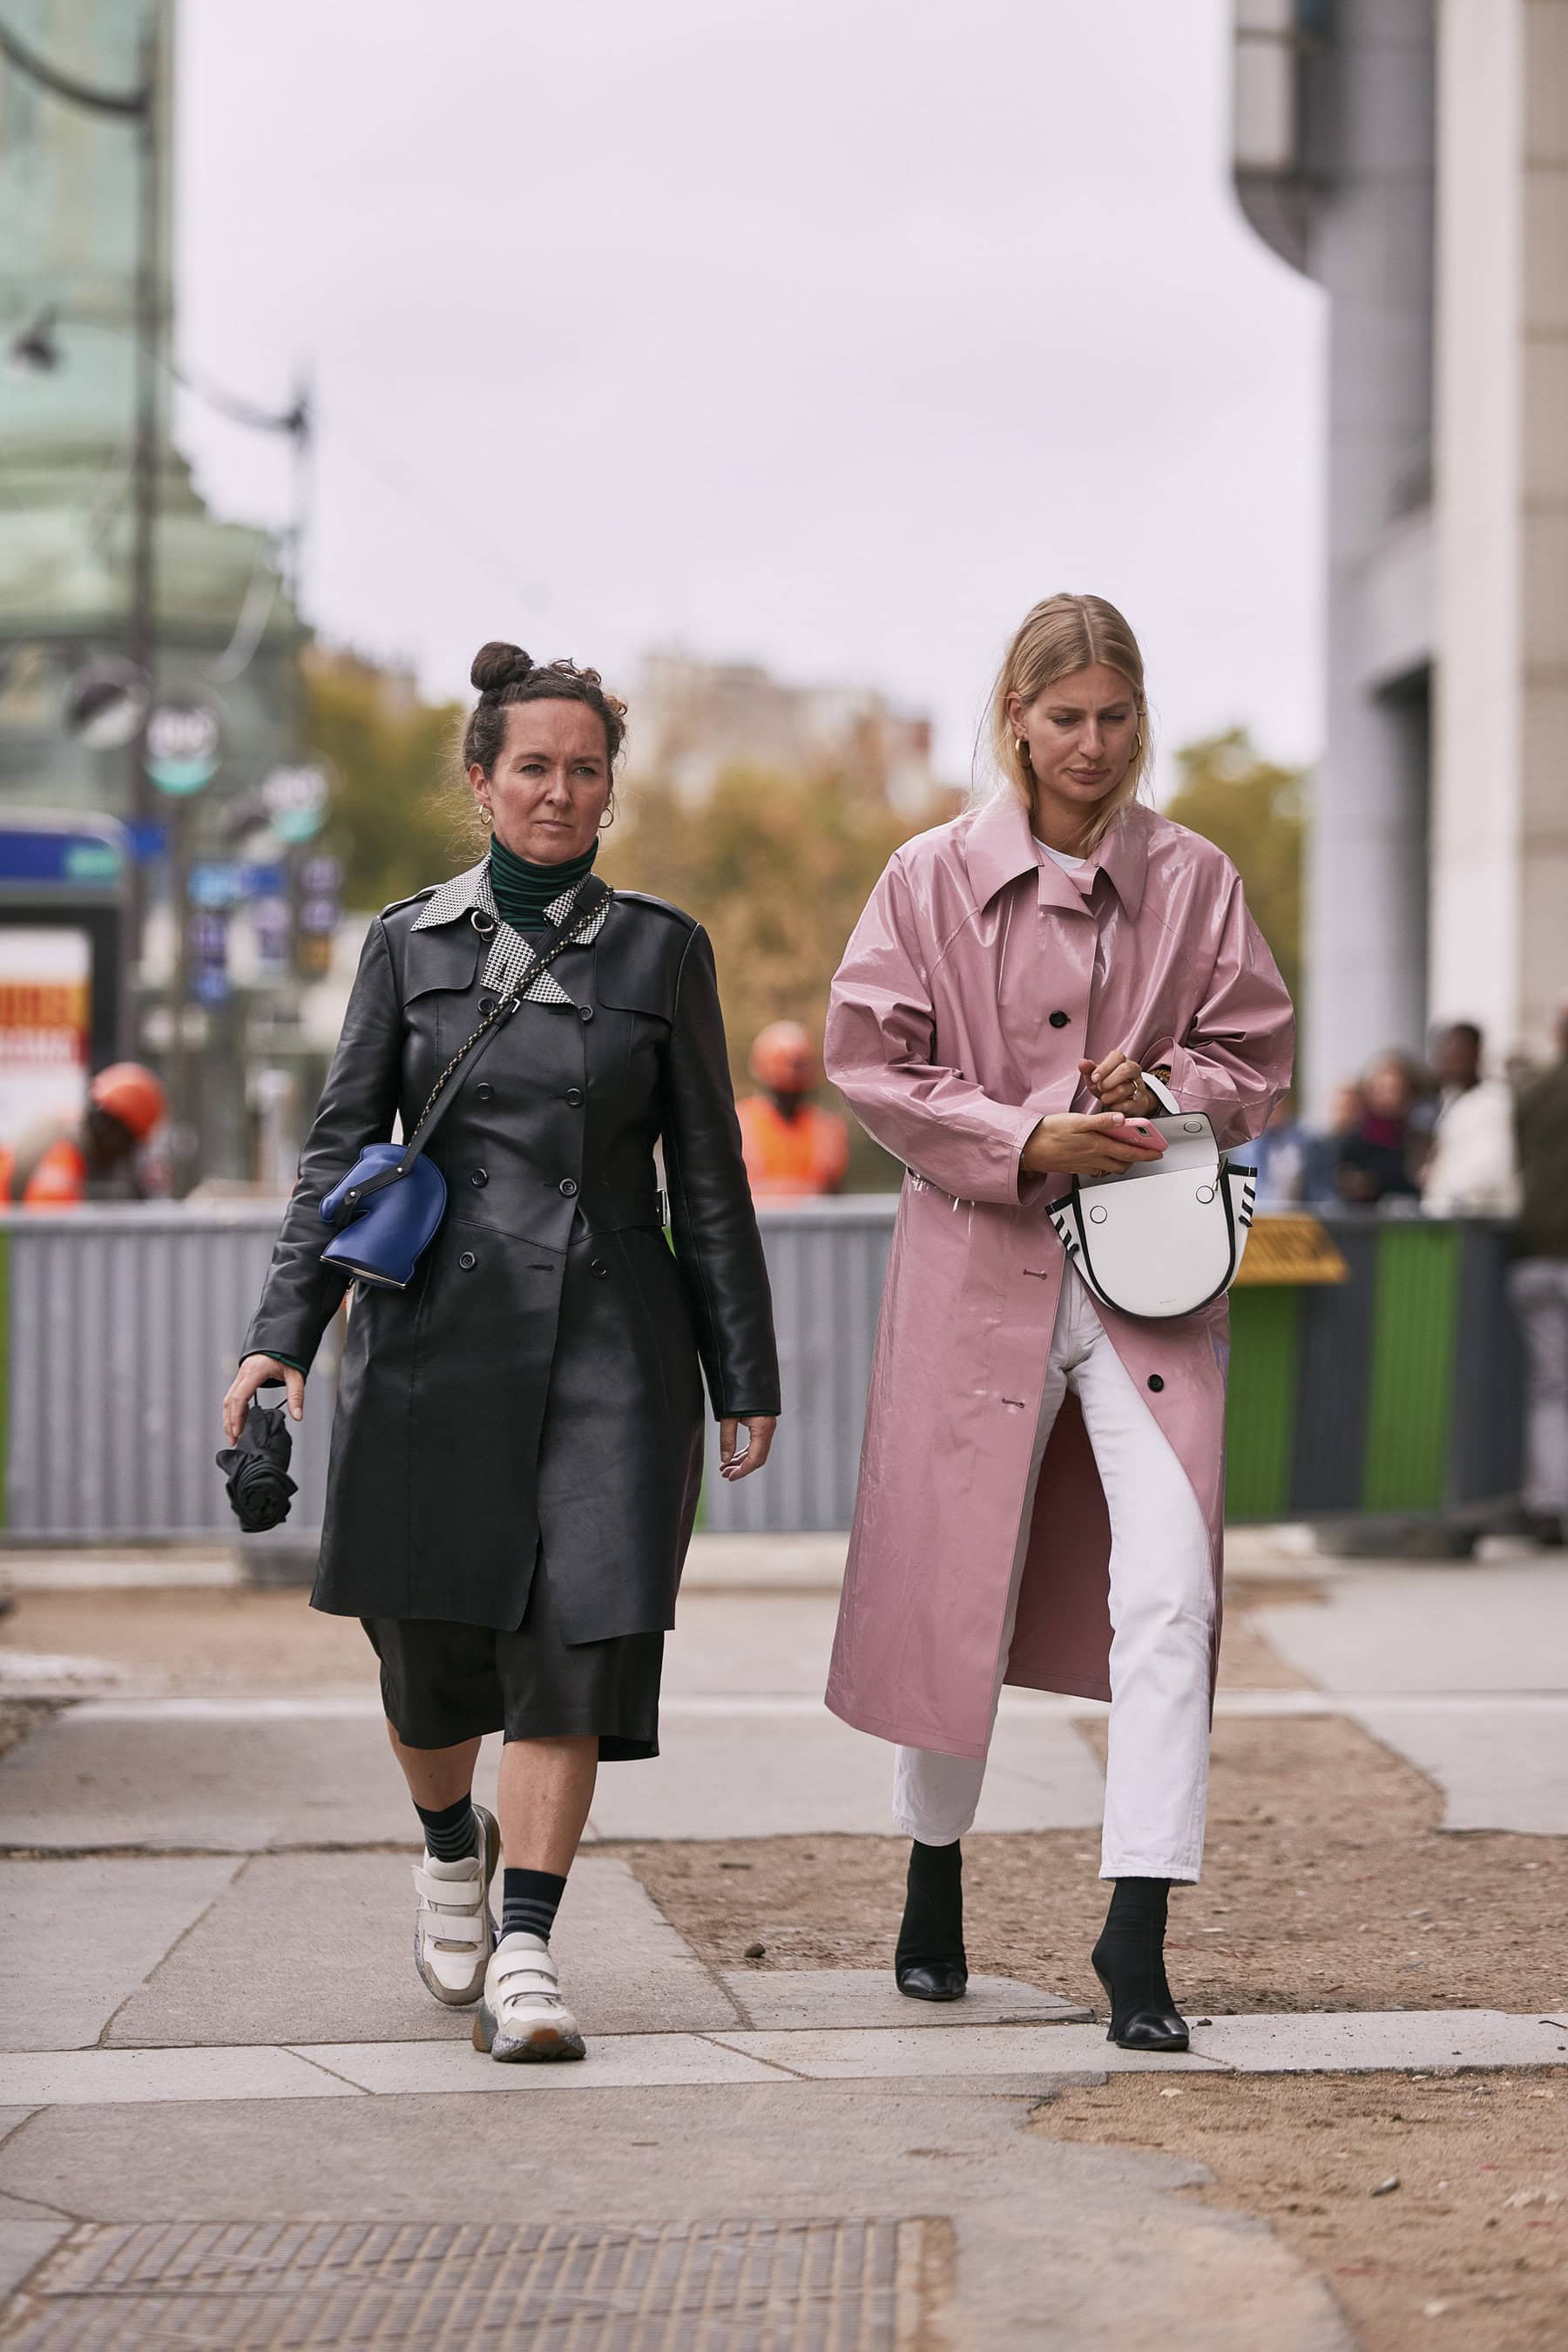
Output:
[125, 12, 161, 1031]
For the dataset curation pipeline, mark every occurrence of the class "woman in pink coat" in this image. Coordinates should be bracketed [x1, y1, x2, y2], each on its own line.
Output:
[824, 594, 1294, 2050]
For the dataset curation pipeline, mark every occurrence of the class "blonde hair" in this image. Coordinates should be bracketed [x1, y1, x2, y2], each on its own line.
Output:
[983, 592, 1152, 852]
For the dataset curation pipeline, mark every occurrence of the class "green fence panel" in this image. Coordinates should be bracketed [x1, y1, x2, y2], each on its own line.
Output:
[1362, 1222, 1462, 1511]
[1224, 1285, 1301, 1521]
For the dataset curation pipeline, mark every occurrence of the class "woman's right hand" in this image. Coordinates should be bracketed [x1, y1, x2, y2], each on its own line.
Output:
[1020, 1112, 1167, 1180]
[222, 1355, 304, 1442]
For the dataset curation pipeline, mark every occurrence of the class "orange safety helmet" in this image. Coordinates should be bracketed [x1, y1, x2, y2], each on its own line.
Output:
[748, 1020, 819, 1095]
[89, 1062, 167, 1140]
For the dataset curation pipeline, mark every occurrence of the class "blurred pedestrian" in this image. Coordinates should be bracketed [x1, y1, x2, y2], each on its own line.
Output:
[0, 1062, 166, 1206]
[736, 1021, 849, 1200]
[1421, 1021, 1518, 1217]
[225, 643, 779, 2065]
[825, 592, 1294, 2052]
[1252, 1091, 1306, 1205]
[1300, 1079, 1361, 1206]
[1510, 1003, 1568, 1546]
[1333, 1051, 1423, 1206]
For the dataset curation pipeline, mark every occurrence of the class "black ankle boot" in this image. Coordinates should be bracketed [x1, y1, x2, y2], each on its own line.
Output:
[1091, 1877, 1189, 2051]
[895, 1839, 967, 2001]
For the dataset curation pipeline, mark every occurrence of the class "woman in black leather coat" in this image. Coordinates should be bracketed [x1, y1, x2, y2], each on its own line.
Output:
[224, 642, 779, 2063]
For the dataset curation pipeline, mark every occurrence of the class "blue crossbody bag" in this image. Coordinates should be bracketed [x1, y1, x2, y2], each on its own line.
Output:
[319, 879, 612, 1290]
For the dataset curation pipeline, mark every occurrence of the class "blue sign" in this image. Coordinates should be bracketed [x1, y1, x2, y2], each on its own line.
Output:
[127, 821, 170, 866]
[0, 825, 125, 889]
[189, 862, 247, 911]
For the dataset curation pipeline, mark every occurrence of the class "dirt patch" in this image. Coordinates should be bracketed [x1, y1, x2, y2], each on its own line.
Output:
[0, 1587, 372, 1692]
[615, 1712, 1568, 2014]
[1031, 2070, 1568, 2352]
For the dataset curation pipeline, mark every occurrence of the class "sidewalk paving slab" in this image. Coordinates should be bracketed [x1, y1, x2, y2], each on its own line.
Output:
[9, 2007, 1565, 2110]
[720, 1968, 1092, 2029]
[0, 2085, 1354, 2352]
[1, 1859, 240, 2050]
[585, 1708, 1105, 1838]
[707, 2024, 1227, 2078]
[105, 1855, 742, 2047]
[1186, 2007, 1568, 2071]
[1348, 1697, 1568, 1833]
[0, 2046, 362, 2106]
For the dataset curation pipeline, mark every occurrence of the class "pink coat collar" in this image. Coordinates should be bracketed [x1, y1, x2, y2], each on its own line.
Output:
[963, 789, 1150, 920]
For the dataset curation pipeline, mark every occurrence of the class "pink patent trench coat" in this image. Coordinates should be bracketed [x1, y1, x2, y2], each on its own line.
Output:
[823, 790, 1294, 1761]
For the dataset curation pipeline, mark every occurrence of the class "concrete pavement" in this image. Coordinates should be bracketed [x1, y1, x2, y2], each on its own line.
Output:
[2, 1542, 1565, 2346]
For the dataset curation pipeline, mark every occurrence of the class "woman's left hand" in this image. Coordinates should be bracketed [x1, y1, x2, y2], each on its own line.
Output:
[720, 1415, 777, 1480]
[1079, 1051, 1155, 1118]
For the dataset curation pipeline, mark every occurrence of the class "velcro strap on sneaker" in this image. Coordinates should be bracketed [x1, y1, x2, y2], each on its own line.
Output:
[414, 1864, 483, 1909]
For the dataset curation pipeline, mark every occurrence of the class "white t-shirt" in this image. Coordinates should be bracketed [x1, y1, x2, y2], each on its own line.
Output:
[1036, 839, 1092, 878]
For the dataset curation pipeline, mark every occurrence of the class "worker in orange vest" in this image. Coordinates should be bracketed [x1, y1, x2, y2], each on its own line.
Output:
[0, 1062, 167, 1207]
[736, 1021, 849, 1200]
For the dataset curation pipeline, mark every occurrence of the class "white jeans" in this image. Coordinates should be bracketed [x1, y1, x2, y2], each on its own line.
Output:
[892, 1267, 1216, 1882]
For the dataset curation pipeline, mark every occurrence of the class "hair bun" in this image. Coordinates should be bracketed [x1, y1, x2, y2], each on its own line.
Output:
[470, 641, 534, 695]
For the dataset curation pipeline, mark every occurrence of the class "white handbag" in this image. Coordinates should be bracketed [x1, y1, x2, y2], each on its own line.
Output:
[1046, 1074, 1257, 1321]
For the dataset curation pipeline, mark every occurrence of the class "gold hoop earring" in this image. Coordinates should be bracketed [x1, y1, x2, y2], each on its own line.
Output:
[478, 805, 493, 830]
[598, 800, 617, 832]
[1015, 736, 1030, 761]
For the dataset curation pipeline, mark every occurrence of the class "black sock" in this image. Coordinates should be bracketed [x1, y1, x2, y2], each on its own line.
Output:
[896, 1840, 965, 1968]
[501, 1868, 568, 1944]
[1092, 1877, 1176, 2024]
[415, 1794, 477, 1863]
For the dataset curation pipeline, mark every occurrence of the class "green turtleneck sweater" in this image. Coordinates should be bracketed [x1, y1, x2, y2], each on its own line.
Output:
[489, 835, 598, 931]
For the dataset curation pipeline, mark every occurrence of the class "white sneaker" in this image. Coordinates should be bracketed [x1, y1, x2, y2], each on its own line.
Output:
[472, 1931, 585, 2062]
[411, 1803, 499, 2007]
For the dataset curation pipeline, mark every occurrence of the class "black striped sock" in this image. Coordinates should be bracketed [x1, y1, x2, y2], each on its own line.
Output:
[416, 1794, 477, 1863]
[501, 1868, 567, 1943]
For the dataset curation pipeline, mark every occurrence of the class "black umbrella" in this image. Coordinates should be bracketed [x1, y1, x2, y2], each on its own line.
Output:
[216, 1401, 298, 1533]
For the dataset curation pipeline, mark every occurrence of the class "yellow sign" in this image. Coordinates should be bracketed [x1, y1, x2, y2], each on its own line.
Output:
[1233, 1212, 1350, 1287]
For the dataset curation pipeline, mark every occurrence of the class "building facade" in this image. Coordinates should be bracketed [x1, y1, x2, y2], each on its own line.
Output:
[625, 650, 937, 814]
[1233, 0, 1568, 1103]
[0, 0, 302, 1178]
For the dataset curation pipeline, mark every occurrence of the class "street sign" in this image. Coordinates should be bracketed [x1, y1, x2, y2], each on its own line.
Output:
[0, 823, 125, 889]
[145, 701, 222, 795]
[188, 862, 247, 910]
[253, 896, 291, 973]
[261, 764, 328, 845]
[64, 658, 149, 751]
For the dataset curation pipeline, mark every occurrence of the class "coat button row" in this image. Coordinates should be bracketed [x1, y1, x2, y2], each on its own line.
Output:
[559, 1177, 579, 1197]
[565, 1087, 585, 1108]
[470, 1170, 488, 1188]
[591, 1260, 609, 1279]
[1049, 1010, 1070, 1030]
[479, 996, 497, 1016]
[458, 1251, 476, 1270]
[1147, 1374, 1164, 1392]
[476, 1082, 495, 1103]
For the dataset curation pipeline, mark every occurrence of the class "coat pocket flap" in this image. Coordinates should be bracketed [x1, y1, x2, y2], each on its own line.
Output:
[402, 926, 483, 1004]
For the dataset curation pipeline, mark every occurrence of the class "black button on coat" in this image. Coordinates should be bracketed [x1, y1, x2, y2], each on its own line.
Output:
[242, 882, 781, 1639]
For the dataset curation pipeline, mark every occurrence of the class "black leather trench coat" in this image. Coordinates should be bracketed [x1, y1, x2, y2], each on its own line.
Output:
[243, 869, 780, 1637]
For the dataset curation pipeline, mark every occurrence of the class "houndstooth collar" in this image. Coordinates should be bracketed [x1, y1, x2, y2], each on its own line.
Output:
[410, 858, 608, 1004]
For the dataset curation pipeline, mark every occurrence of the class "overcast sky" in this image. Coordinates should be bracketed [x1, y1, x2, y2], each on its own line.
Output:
[172, 0, 1323, 793]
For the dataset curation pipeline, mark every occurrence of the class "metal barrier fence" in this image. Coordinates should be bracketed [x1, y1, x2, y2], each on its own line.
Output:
[0, 1200, 1523, 1544]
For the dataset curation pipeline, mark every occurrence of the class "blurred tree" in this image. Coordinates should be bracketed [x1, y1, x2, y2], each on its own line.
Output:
[1164, 728, 1304, 1006]
[605, 767, 955, 1187]
[306, 650, 468, 909]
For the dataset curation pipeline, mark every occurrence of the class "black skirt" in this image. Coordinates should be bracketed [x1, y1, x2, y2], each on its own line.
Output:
[363, 1536, 664, 1761]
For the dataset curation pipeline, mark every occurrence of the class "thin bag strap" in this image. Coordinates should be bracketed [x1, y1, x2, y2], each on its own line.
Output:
[340, 878, 612, 1218]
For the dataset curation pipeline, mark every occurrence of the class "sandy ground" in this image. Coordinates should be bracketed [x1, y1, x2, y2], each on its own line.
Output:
[619, 1711, 1567, 2016]
[1032, 2071, 1567, 2352]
